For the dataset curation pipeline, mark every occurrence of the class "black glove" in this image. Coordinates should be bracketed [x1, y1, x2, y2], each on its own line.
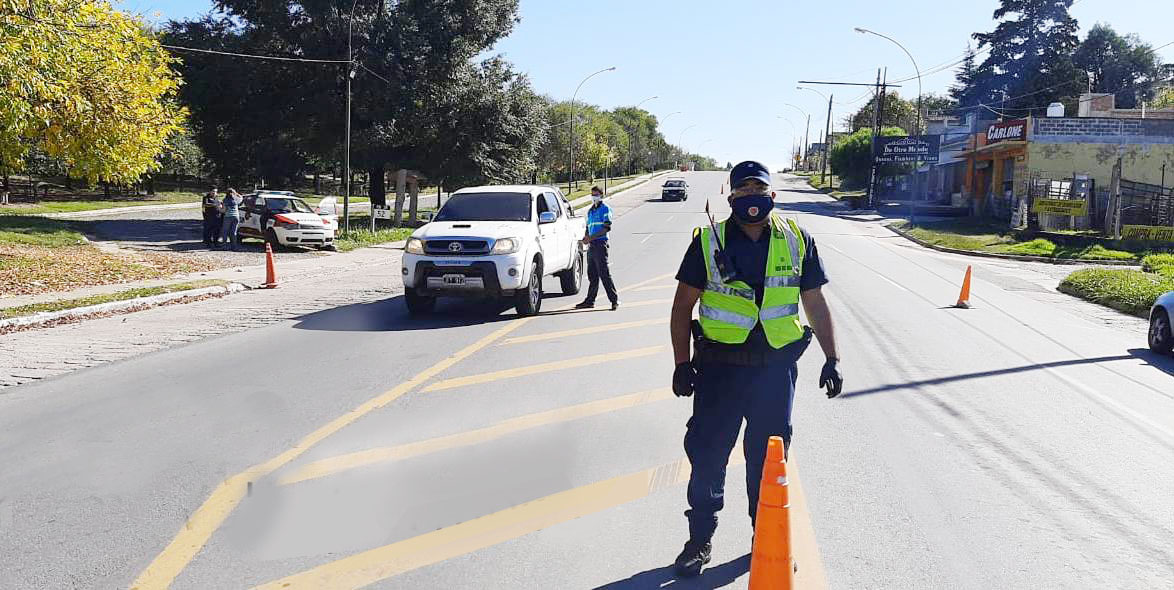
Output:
[820, 358, 843, 398]
[673, 362, 698, 397]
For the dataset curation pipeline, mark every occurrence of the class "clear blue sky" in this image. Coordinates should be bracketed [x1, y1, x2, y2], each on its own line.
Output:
[129, 0, 1173, 172]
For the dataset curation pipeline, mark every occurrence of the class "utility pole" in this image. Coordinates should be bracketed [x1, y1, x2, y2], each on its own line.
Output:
[868, 68, 884, 208]
[821, 93, 833, 186]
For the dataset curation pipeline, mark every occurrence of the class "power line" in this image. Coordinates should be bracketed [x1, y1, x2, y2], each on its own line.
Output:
[161, 44, 350, 64]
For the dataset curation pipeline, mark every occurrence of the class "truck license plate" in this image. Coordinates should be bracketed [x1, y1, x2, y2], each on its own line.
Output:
[442, 274, 466, 286]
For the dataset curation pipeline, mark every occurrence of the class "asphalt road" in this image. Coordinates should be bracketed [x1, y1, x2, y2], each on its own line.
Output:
[3, 172, 1174, 589]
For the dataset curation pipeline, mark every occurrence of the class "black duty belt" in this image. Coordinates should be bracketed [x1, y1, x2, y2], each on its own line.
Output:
[692, 326, 813, 368]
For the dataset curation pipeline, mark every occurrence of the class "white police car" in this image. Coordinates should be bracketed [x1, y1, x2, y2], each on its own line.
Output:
[238, 191, 338, 249]
[1150, 291, 1174, 354]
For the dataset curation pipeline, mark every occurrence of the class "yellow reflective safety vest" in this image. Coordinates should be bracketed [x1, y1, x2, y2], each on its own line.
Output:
[698, 214, 806, 348]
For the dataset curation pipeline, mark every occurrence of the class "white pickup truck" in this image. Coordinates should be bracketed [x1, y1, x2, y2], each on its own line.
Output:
[401, 185, 587, 316]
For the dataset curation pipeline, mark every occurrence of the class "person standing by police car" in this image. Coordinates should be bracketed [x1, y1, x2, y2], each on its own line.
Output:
[668, 161, 843, 577]
[575, 186, 620, 311]
[201, 187, 222, 248]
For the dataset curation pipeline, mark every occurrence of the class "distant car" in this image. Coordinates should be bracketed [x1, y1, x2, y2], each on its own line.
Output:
[661, 178, 689, 201]
[1150, 291, 1174, 354]
[238, 191, 338, 249]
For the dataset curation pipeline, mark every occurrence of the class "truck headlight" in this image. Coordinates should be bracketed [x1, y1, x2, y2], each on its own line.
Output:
[405, 238, 425, 254]
[491, 237, 520, 254]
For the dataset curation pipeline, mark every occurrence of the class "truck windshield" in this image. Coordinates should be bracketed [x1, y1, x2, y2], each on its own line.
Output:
[435, 193, 532, 222]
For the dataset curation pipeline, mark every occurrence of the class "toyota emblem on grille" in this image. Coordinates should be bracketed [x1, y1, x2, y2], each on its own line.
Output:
[448, 242, 463, 252]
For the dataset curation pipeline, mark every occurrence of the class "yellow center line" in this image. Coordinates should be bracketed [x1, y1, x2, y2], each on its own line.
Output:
[499, 318, 668, 345]
[250, 453, 825, 590]
[278, 388, 674, 486]
[629, 283, 676, 292]
[789, 456, 829, 589]
[420, 346, 665, 393]
[131, 272, 678, 589]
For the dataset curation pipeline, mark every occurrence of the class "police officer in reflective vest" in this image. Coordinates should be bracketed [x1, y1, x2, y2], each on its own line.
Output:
[669, 160, 842, 576]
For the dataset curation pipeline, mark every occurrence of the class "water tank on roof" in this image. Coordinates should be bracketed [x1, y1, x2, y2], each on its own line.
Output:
[1047, 102, 1065, 118]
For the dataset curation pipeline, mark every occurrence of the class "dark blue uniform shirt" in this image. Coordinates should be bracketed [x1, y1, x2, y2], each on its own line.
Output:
[676, 220, 828, 352]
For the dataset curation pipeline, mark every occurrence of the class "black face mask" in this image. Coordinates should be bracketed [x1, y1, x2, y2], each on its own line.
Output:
[730, 194, 774, 224]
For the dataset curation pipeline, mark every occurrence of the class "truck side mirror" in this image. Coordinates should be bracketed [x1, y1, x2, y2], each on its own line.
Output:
[538, 211, 557, 224]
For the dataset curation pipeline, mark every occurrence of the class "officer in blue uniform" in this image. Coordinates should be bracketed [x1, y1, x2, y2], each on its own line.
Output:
[668, 161, 843, 577]
[576, 186, 620, 310]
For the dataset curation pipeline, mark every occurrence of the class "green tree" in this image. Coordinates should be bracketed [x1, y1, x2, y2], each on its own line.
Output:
[971, 0, 1081, 111]
[1154, 87, 1174, 109]
[921, 93, 956, 117]
[1, 0, 186, 184]
[1073, 24, 1164, 109]
[950, 45, 978, 104]
[166, 0, 531, 190]
[829, 126, 907, 188]
[850, 93, 917, 134]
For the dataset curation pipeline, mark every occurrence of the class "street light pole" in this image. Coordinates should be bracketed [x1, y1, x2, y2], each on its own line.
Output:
[678, 124, 697, 170]
[784, 103, 810, 171]
[856, 27, 923, 205]
[660, 111, 681, 172]
[798, 86, 835, 187]
[569, 66, 616, 194]
[342, 0, 360, 235]
[631, 96, 658, 175]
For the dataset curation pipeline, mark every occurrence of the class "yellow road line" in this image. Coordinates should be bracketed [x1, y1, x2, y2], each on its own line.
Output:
[131, 271, 677, 589]
[630, 283, 676, 292]
[499, 318, 668, 345]
[616, 297, 671, 307]
[790, 456, 829, 589]
[129, 320, 533, 590]
[252, 452, 825, 590]
[278, 388, 673, 486]
[253, 459, 697, 590]
[420, 346, 665, 393]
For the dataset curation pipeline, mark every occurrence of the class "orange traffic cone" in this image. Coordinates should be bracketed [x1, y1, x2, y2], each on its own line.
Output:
[263, 243, 278, 289]
[749, 436, 793, 590]
[954, 265, 972, 309]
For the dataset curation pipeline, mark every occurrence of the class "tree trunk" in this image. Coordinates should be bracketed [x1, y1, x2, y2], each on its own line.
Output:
[368, 164, 386, 207]
[408, 178, 419, 224]
[146, 175, 155, 195]
[393, 169, 407, 226]
[103, 182, 110, 199]
[314, 171, 321, 194]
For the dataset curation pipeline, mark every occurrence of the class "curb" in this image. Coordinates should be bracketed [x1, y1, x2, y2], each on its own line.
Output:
[885, 224, 1142, 266]
[0, 283, 249, 330]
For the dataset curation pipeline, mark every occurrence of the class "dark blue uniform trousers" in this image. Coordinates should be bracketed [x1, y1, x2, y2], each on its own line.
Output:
[684, 360, 798, 542]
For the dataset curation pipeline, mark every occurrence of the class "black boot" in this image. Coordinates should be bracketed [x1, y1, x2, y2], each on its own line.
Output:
[673, 539, 712, 577]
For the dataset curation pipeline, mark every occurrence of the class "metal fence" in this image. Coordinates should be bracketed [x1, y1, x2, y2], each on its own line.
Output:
[1119, 179, 1174, 228]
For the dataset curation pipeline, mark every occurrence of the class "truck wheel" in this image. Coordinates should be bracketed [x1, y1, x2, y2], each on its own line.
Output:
[405, 290, 436, 316]
[515, 260, 543, 316]
[1150, 309, 1173, 354]
[559, 251, 583, 295]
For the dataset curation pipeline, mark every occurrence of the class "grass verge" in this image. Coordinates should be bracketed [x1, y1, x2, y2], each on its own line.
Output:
[1058, 268, 1174, 317]
[893, 219, 1146, 262]
[0, 215, 216, 297]
[0, 191, 205, 214]
[0, 279, 229, 319]
[335, 227, 414, 252]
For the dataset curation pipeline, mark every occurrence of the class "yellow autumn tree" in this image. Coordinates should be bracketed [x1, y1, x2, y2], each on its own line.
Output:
[0, 0, 185, 184]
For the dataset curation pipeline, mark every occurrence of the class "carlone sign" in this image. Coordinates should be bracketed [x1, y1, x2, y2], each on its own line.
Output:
[987, 120, 1027, 143]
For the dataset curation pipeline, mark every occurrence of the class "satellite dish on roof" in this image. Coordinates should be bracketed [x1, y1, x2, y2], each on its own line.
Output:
[1047, 102, 1065, 118]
